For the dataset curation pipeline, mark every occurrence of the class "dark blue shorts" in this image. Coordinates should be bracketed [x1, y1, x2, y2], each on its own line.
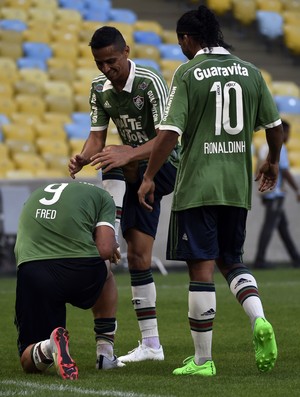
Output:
[121, 161, 176, 238]
[167, 205, 248, 264]
[15, 257, 108, 356]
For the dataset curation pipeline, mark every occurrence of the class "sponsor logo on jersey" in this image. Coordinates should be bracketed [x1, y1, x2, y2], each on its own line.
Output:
[104, 100, 112, 108]
[95, 83, 104, 92]
[133, 95, 144, 110]
[138, 81, 148, 90]
[194, 62, 249, 81]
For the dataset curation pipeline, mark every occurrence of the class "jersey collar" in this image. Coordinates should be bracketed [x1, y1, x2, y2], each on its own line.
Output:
[102, 59, 136, 93]
[194, 47, 231, 57]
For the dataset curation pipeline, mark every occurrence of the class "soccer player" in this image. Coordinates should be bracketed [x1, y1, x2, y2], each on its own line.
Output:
[68, 26, 179, 362]
[254, 119, 300, 268]
[14, 181, 124, 380]
[138, 5, 282, 376]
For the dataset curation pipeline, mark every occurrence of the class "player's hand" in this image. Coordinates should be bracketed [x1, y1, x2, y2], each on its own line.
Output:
[255, 161, 279, 192]
[110, 246, 121, 265]
[90, 145, 134, 173]
[138, 177, 155, 212]
[68, 154, 88, 179]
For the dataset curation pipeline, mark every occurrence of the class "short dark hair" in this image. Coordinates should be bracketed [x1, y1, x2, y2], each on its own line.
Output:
[176, 5, 233, 51]
[89, 26, 126, 51]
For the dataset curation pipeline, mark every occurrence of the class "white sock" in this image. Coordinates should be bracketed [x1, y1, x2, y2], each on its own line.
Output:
[96, 340, 114, 360]
[32, 340, 53, 371]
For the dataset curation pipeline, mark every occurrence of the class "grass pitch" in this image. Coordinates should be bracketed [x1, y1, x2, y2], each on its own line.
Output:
[0, 267, 299, 397]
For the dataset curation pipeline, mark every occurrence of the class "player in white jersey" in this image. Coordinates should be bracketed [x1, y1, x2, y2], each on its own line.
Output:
[138, 5, 282, 376]
[68, 26, 179, 363]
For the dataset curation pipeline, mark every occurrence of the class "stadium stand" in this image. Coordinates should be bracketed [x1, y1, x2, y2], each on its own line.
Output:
[0, 0, 299, 180]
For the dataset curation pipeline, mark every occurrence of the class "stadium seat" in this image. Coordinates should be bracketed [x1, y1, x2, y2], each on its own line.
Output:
[0, 142, 9, 159]
[28, 8, 56, 23]
[134, 31, 162, 46]
[73, 80, 91, 95]
[2, 123, 35, 142]
[36, 138, 70, 159]
[274, 95, 300, 113]
[34, 122, 67, 139]
[16, 94, 46, 116]
[256, 11, 283, 41]
[10, 112, 41, 127]
[17, 57, 47, 71]
[43, 81, 73, 99]
[206, 0, 232, 15]
[5, 139, 37, 155]
[43, 112, 71, 125]
[0, 97, 15, 117]
[231, 0, 257, 26]
[72, 112, 91, 126]
[134, 20, 163, 36]
[0, 18, 27, 31]
[59, 0, 85, 14]
[0, 57, 18, 81]
[160, 59, 182, 84]
[13, 152, 47, 172]
[0, 29, 23, 44]
[76, 68, 99, 82]
[133, 44, 161, 62]
[5, 169, 35, 179]
[133, 58, 161, 71]
[82, 8, 110, 22]
[0, 41, 23, 60]
[51, 42, 78, 62]
[35, 169, 67, 178]
[74, 94, 90, 112]
[45, 94, 74, 114]
[109, 8, 137, 24]
[161, 29, 178, 44]
[158, 44, 187, 61]
[22, 42, 53, 61]
[69, 138, 86, 155]
[41, 152, 70, 175]
[256, 0, 282, 12]
[0, 82, 14, 98]
[64, 122, 89, 139]
[31, 0, 58, 9]
[283, 24, 300, 56]
[4, 0, 32, 9]
[22, 28, 52, 44]
[18, 68, 49, 91]
[14, 80, 44, 96]
[0, 114, 10, 130]
[0, 7, 27, 22]
[271, 81, 300, 97]
[282, 10, 300, 25]
[0, 157, 15, 177]
[55, 8, 82, 23]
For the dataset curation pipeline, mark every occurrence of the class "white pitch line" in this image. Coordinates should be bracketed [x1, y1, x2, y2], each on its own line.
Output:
[0, 380, 174, 397]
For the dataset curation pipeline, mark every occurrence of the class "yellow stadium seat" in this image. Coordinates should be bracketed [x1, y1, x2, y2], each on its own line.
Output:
[15, 94, 46, 116]
[0, 41, 23, 60]
[43, 81, 73, 99]
[78, 42, 93, 58]
[283, 24, 300, 56]
[134, 20, 163, 36]
[22, 29, 52, 44]
[18, 68, 49, 88]
[5, 169, 35, 179]
[133, 44, 161, 62]
[72, 80, 91, 95]
[50, 29, 79, 46]
[162, 29, 178, 44]
[232, 0, 257, 26]
[14, 80, 44, 96]
[35, 169, 67, 179]
[282, 10, 300, 25]
[31, 0, 58, 9]
[0, 29, 23, 44]
[43, 112, 71, 125]
[260, 69, 273, 88]
[75, 165, 98, 179]
[13, 152, 47, 172]
[0, 97, 15, 117]
[2, 123, 35, 142]
[34, 122, 67, 139]
[45, 94, 74, 114]
[256, 0, 282, 12]
[282, 0, 300, 12]
[77, 58, 95, 69]
[10, 112, 41, 127]
[74, 94, 90, 112]
[4, 0, 32, 9]
[55, 8, 82, 23]
[28, 8, 56, 23]
[0, 82, 14, 98]
[51, 42, 78, 62]
[69, 138, 86, 155]
[36, 137, 70, 157]
[0, 7, 27, 21]
[0, 142, 9, 159]
[206, 0, 232, 15]
[42, 153, 70, 176]
[5, 139, 37, 155]
[271, 81, 300, 97]
[0, 157, 15, 177]
[76, 68, 99, 82]
[160, 59, 182, 85]
[47, 61, 76, 83]
[0, 57, 18, 84]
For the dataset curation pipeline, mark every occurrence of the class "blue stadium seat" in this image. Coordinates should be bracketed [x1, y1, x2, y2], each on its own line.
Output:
[0, 19, 27, 32]
[72, 112, 91, 126]
[64, 122, 89, 139]
[256, 11, 283, 40]
[82, 8, 110, 22]
[22, 42, 53, 61]
[133, 31, 162, 46]
[274, 95, 300, 113]
[133, 58, 161, 71]
[58, 0, 86, 15]
[17, 57, 47, 71]
[158, 44, 187, 61]
[109, 8, 137, 24]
